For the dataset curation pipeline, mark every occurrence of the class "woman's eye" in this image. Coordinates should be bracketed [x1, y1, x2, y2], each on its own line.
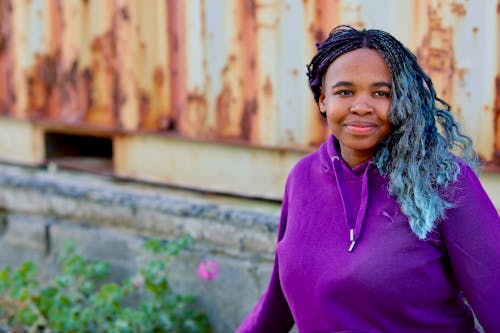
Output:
[374, 91, 390, 97]
[334, 90, 352, 96]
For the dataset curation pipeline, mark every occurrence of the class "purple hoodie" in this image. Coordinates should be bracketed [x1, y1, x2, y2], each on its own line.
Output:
[237, 135, 500, 333]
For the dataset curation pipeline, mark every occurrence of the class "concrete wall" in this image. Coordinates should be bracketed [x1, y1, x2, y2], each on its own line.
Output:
[0, 163, 280, 333]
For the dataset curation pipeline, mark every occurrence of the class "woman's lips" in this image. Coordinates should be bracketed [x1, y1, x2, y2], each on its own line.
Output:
[344, 121, 378, 133]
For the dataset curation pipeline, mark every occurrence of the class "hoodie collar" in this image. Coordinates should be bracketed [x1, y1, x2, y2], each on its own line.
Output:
[320, 135, 379, 177]
[320, 135, 378, 252]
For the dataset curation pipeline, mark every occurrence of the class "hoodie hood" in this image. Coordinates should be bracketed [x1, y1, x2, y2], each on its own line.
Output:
[319, 135, 380, 252]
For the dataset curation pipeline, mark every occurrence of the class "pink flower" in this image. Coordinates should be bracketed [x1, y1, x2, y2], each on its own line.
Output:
[132, 273, 145, 289]
[197, 259, 219, 280]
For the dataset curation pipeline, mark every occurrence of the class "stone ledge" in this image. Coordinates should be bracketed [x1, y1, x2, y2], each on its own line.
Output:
[0, 163, 281, 256]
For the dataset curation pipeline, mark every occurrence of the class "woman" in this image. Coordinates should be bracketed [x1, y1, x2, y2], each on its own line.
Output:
[236, 26, 500, 333]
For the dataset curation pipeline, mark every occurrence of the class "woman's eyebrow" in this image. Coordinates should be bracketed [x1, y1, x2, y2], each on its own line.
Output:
[329, 81, 391, 89]
[330, 81, 353, 89]
[373, 82, 392, 88]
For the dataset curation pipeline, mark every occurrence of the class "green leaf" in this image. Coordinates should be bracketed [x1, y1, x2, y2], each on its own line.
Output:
[143, 238, 163, 254]
[14, 306, 37, 326]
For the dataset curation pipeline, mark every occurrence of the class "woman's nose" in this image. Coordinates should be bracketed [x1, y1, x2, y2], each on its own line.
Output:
[349, 102, 374, 115]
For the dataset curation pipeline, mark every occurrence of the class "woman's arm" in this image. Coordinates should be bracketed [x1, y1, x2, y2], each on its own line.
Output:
[235, 187, 295, 333]
[441, 164, 500, 332]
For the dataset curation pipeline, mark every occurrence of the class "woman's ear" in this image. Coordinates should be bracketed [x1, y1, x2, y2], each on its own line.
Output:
[319, 87, 326, 115]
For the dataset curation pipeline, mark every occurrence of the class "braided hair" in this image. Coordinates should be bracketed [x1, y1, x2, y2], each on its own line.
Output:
[307, 25, 478, 239]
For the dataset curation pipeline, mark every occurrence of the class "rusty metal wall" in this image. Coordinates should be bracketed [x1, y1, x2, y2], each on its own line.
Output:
[0, 0, 499, 162]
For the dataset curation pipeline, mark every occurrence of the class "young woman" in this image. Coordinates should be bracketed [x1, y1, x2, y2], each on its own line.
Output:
[236, 26, 500, 333]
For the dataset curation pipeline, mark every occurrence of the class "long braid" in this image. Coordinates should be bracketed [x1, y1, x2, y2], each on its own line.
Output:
[306, 26, 478, 239]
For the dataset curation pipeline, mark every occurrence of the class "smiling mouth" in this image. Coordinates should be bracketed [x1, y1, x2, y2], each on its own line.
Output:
[344, 122, 378, 133]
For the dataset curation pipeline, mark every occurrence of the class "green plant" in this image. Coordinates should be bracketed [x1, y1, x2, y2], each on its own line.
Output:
[0, 235, 210, 333]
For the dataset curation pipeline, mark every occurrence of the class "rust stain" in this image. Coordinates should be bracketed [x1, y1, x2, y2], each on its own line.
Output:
[27, 55, 57, 118]
[0, 0, 14, 115]
[416, 5, 455, 102]
[352, 21, 366, 30]
[84, 30, 117, 126]
[40, 0, 65, 122]
[472, 26, 479, 34]
[216, 46, 244, 139]
[450, 2, 467, 16]
[81, 68, 93, 120]
[310, 0, 340, 43]
[241, 98, 257, 140]
[112, 69, 123, 127]
[167, 0, 185, 133]
[307, 22, 323, 45]
[151, 67, 168, 130]
[138, 92, 150, 129]
[302, 0, 339, 148]
[0, 0, 11, 54]
[180, 0, 209, 138]
[139, 67, 170, 132]
[119, 5, 130, 21]
[57, 60, 84, 123]
[215, 83, 233, 136]
[241, 0, 257, 141]
[263, 75, 273, 96]
[187, 89, 208, 134]
[245, 0, 257, 18]
[157, 114, 173, 130]
[456, 67, 468, 81]
[454, 106, 462, 119]
[314, 27, 325, 44]
[153, 68, 164, 87]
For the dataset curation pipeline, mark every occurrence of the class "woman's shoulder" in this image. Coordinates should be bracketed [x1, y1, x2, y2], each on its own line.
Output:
[284, 147, 326, 190]
[446, 156, 496, 214]
[449, 156, 479, 188]
[291, 149, 320, 171]
[287, 142, 329, 179]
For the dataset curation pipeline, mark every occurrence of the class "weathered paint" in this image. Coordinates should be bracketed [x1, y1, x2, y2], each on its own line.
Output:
[0, 117, 44, 164]
[114, 0, 171, 131]
[240, 0, 258, 141]
[0, 0, 14, 115]
[2, 0, 499, 153]
[114, 133, 305, 199]
[302, 0, 340, 146]
[417, 3, 455, 103]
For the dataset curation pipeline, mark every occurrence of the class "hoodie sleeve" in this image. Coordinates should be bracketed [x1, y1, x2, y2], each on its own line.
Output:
[235, 186, 295, 333]
[440, 164, 500, 332]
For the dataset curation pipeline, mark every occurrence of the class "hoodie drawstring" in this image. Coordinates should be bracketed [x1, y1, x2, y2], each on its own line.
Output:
[331, 156, 374, 252]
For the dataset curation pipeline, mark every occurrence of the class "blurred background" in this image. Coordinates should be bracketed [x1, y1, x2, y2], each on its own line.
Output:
[0, 0, 499, 332]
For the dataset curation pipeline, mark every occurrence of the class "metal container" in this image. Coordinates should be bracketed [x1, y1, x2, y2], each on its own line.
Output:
[0, 0, 498, 199]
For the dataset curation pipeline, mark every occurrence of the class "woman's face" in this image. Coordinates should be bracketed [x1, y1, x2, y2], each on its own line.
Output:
[319, 48, 392, 168]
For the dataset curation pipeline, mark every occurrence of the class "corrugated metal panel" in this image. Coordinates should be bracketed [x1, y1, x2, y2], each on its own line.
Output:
[0, 0, 14, 115]
[114, 0, 171, 131]
[0, 0, 499, 197]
